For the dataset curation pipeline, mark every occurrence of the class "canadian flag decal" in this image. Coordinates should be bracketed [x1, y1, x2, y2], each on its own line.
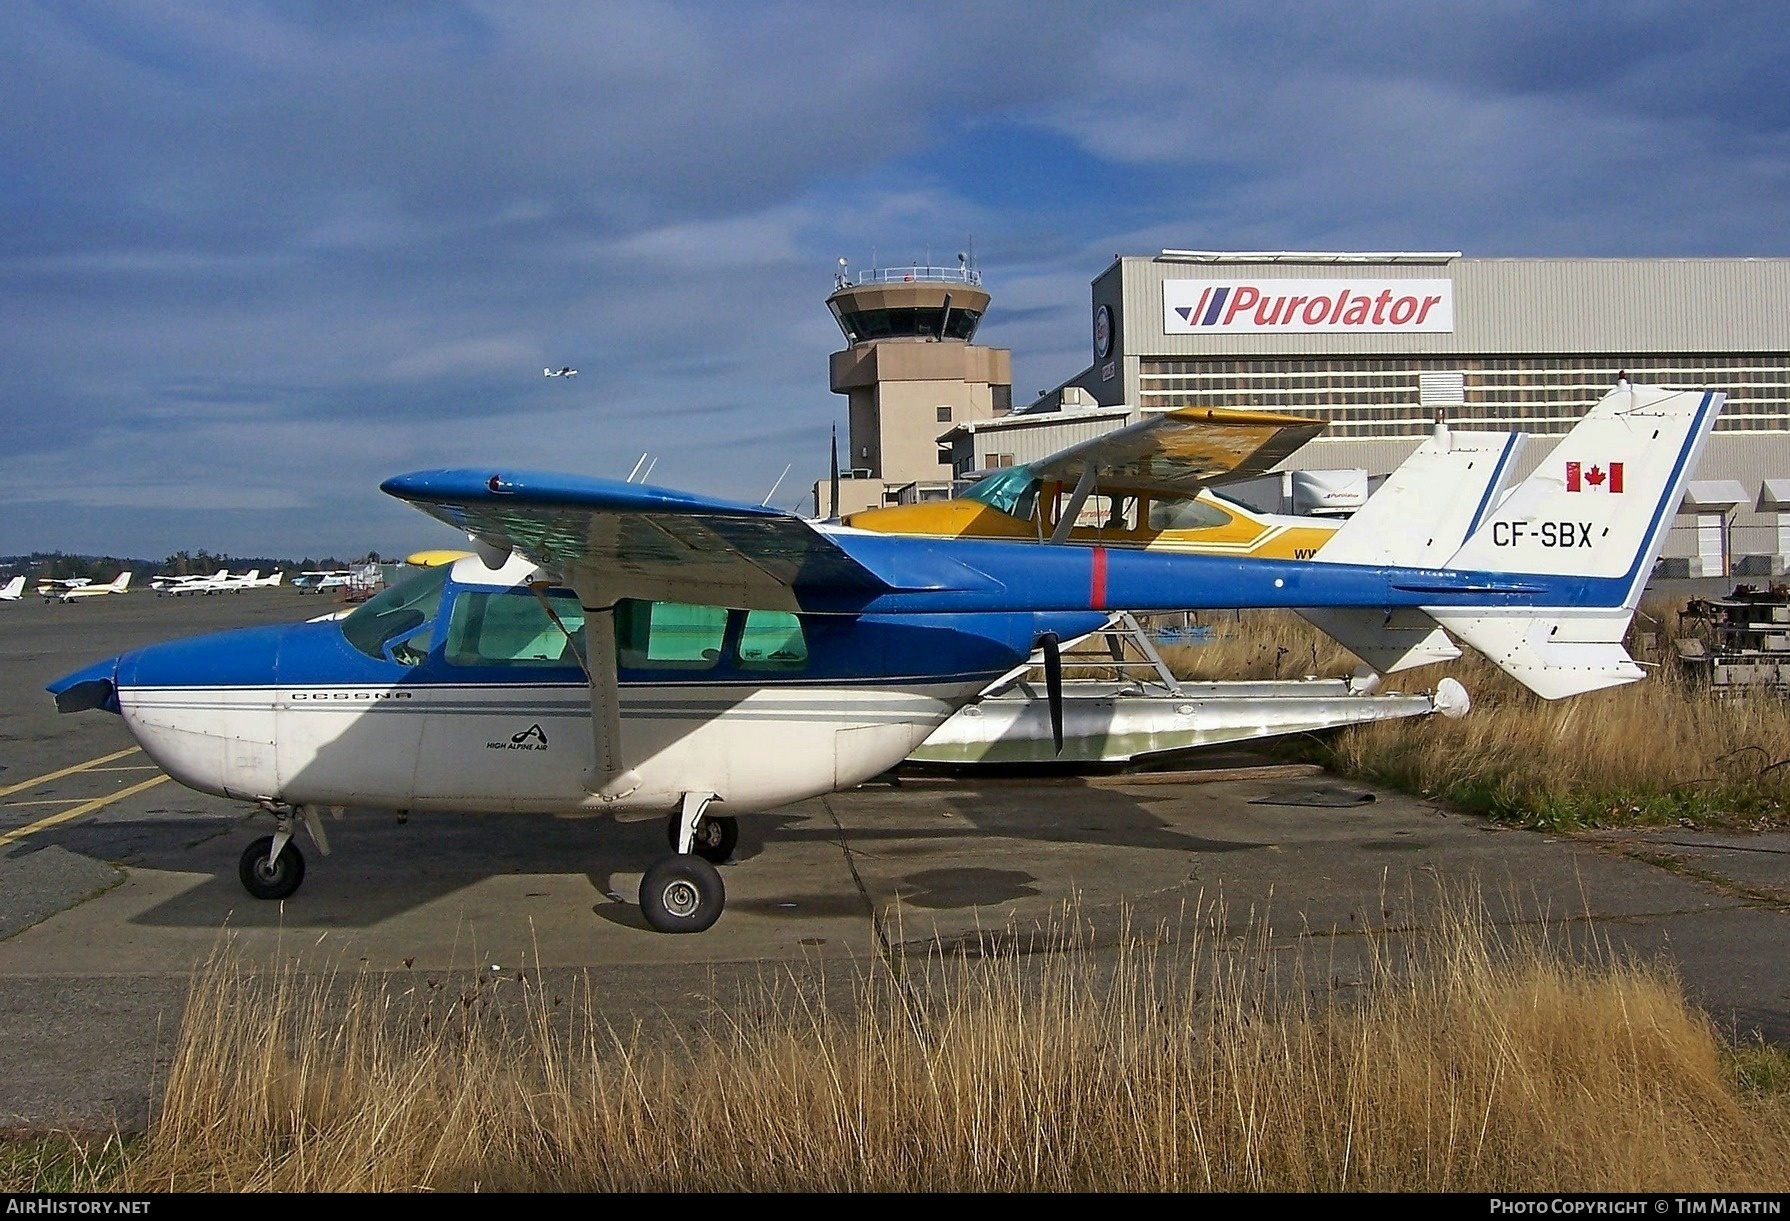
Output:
[1566, 461, 1623, 493]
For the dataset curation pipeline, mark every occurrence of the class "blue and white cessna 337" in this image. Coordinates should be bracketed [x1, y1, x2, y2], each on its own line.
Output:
[48, 383, 1720, 933]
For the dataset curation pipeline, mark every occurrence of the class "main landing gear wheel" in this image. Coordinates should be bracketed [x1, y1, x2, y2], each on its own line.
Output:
[639, 854, 725, 934]
[666, 811, 738, 863]
[239, 835, 305, 900]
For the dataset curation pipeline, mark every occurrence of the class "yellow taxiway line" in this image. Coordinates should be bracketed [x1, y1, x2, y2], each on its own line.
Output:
[0, 747, 144, 799]
[0, 775, 170, 848]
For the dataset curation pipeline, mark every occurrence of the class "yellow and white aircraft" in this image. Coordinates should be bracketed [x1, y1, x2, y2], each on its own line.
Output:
[47, 571, 133, 602]
[846, 404, 1531, 676]
[846, 407, 1345, 559]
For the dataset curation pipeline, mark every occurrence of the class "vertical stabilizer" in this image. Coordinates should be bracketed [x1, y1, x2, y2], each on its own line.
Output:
[1428, 384, 1722, 698]
[1301, 424, 1525, 673]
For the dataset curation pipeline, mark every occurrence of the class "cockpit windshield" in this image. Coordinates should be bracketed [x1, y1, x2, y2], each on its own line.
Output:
[961, 465, 1042, 521]
[340, 566, 448, 663]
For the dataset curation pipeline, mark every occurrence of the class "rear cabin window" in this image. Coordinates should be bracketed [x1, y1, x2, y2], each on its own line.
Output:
[736, 610, 807, 671]
[1148, 496, 1233, 531]
[445, 588, 586, 668]
[615, 600, 728, 669]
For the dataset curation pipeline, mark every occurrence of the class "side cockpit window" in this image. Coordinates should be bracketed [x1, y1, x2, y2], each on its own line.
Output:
[340, 567, 448, 665]
[445, 588, 586, 668]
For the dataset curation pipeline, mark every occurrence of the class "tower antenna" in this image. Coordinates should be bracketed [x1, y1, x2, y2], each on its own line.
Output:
[828, 424, 841, 522]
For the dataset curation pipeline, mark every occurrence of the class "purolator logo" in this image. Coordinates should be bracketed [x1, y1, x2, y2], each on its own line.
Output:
[1162, 278, 1454, 334]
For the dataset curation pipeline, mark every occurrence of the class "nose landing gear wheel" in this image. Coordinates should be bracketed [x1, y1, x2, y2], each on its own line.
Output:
[665, 811, 739, 863]
[639, 854, 725, 933]
[239, 835, 305, 900]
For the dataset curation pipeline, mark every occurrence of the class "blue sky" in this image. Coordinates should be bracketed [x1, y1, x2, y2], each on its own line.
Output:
[4, 1, 1788, 559]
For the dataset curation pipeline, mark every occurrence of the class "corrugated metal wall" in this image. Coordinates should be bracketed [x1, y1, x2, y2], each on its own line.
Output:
[1115, 257, 1790, 358]
[972, 415, 1129, 468]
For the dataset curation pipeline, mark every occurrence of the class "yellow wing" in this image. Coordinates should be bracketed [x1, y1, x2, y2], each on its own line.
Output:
[1028, 406, 1325, 496]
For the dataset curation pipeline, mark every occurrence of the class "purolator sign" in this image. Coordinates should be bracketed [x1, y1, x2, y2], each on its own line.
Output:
[1162, 278, 1455, 335]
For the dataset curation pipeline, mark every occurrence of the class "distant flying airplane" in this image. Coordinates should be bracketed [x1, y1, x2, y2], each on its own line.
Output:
[49, 572, 132, 602]
[544, 367, 578, 378]
[47, 383, 1721, 933]
[0, 576, 24, 601]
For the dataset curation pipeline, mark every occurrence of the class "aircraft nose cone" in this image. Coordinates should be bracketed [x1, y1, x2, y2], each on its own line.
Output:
[46, 655, 122, 714]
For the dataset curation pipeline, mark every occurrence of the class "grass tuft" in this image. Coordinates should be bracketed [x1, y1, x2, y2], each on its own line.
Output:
[51, 889, 1790, 1192]
[1165, 607, 1790, 831]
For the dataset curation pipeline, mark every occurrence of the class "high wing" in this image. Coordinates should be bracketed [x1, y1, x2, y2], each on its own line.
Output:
[381, 464, 1532, 621]
[383, 471, 903, 612]
[1026, 406, 1326, 496]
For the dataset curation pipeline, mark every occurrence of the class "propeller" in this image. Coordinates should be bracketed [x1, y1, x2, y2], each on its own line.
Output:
[1039, 632, 1064, 755]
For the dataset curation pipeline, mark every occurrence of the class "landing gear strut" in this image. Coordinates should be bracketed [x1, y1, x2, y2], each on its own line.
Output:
[641, 792, 728, 933]
[237, 803, 332, 900]
[664, 809, 738, 863]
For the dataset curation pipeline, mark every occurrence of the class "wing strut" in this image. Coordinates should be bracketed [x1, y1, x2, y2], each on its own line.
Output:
[582, 603, 640, 799]
[527, 581, 640, 800]
[1049, 465, 1099, 544]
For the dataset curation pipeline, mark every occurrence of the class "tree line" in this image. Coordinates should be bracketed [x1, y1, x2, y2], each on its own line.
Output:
[0, 549, 385, 583]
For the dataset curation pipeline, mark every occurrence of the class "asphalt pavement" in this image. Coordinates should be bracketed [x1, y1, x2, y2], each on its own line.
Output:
[0, 586, 1785, 1132]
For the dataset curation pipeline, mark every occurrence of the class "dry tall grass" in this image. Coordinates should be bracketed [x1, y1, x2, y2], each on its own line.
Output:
[1161, 608, 1790, 828]
[97, 891, 1790, 1192]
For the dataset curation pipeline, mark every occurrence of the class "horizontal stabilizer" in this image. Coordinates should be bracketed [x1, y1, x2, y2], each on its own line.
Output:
[1300, 607, 1461, 674]
[1426, 610, 1643, 699]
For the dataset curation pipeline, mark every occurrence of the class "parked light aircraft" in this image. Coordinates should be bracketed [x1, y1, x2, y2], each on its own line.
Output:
[854, 405, 1529, 678]
[0, 576, 24, 601]
[36, 577, 92, 595]
[48, 384, 1719, 933]
[848, 406, 1346, 559]
[294, 570, 351, 593]
[153, 569, 228, 596]
[212, 569, 261, 592]
[48, 572, 132, 602]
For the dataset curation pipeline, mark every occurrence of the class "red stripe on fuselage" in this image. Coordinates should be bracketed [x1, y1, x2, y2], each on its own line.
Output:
[1090, 547, 1108, 610]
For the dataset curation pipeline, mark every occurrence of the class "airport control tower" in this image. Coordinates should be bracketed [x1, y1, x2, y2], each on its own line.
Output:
[815, 256, 1012, 517]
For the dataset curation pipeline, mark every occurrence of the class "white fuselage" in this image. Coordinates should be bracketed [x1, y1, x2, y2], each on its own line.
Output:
[117, 677, 981, 816]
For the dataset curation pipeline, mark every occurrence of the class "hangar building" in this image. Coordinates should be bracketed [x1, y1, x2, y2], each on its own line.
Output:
[1036, 252, 1790, 576]
[816, 251, 1790, 576]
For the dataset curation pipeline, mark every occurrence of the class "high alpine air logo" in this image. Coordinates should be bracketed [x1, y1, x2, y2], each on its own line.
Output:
[488, 723, 549, 752]
[1162, 279, 1454, 334]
